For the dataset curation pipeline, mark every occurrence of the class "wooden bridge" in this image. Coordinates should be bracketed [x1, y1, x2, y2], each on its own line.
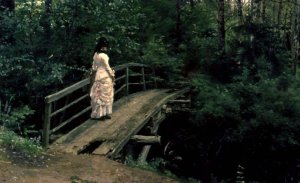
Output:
[42, 63, 190, 161]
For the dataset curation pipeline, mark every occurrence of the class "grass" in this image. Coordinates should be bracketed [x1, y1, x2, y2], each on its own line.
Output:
[0, 127, 43, 156]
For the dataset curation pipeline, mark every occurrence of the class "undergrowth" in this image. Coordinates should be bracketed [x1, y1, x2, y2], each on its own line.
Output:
[124, 156, 201, 183]
[0, 127, 42, 156]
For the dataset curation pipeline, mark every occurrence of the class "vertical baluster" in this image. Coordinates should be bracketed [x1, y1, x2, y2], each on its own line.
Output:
[126, 67, 129, 95]
[152, 68, 157, 88]
[43, 102, 52, 148]
[141, 67, 146, 90]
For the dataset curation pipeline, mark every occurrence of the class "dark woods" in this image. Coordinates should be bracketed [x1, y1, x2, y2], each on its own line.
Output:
[1, 0, 300, 182]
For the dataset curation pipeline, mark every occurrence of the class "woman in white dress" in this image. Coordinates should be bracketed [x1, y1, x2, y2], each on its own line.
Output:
[90, 37, 115, 120]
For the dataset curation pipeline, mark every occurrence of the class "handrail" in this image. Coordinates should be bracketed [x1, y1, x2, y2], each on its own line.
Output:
[42, 62, 156, 148]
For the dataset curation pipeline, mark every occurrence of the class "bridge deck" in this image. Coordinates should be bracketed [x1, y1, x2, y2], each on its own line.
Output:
[50, 88, 189, 158]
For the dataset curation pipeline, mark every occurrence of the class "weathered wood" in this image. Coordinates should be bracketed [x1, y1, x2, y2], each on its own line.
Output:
[44, 62, 157, 148]
[137, 111, 166, 163]
[138, 145, 151, 163]
[115, 74, 126, 82]
[129, 73, 143, 77]
[130, 135, 161, 144]
[43, 102, 52, 148]
[50, 93, 89, 117]
[152, 68, 157, 88]
[129, 83, 144, 85]
[45, 78, 90, 103]
[113, 63, 150, 71]
[93, 88, 190, 158]
[114, 84, 127, 95]
[141, 67, 146, 90]
[168, 99, 191, 104]
[50, 90, 168, 154]
[51, 106, 91, 134]
[126, 67, 129, 95]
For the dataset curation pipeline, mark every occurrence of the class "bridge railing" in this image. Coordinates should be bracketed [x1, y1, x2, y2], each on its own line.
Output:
[43, 62, 157, 147]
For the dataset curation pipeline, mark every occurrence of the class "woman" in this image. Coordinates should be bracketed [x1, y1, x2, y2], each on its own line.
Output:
[90, 37, 115, 120]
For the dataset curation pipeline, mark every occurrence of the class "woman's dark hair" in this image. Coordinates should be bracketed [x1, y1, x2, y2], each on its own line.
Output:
[94, 37, 109, 53]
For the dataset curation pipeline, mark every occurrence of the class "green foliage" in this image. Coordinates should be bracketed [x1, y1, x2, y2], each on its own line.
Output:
[0, 127, 43, 157]
[0, 101, 34, 132]
[141, 37, 184, 87]
[124, 156, 177, 179]
[191, 70, 300, 181]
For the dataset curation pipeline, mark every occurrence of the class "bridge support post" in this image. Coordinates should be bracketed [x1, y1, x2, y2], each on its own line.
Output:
[137, 110, 165, 163]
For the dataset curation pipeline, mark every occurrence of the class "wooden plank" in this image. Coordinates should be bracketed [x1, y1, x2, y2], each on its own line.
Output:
[45, 78, 90, 103]
[93, 87, 190, 157]
[168, 99, 191, 104]
[130, 135, 161, 144]
[50, 93, 89, 117]
[50, 89, 167, 154]
[51, 106, 91, 134]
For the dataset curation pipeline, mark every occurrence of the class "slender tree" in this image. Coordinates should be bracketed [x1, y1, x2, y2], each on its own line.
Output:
[291, 0, 300, 74]
[236, 0, 243, 23]
[217, 0, 225, 56]
[44, 0, 52, 41]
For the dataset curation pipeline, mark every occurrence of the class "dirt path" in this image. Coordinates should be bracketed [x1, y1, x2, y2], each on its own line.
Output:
[0, 151, 178, 183]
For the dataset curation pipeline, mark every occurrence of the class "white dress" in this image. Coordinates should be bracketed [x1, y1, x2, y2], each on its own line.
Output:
[90, 52, 114, 118]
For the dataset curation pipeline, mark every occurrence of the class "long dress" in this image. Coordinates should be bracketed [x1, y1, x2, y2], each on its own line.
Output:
[90, 52, 114, 118]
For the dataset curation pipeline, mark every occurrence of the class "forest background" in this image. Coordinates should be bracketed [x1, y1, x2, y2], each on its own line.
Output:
[1, 0, 300, 182]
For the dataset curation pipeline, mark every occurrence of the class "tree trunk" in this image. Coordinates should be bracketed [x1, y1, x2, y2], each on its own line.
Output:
[190, 0, 195, 8]
[261, 0, 266, 22]
[236, 0, 243, 23]
[175, 0, 182, 52]
[291, 0, 300, 75]
[251, 0, 261, 22]
[44, 0, 52, 41]
[0, 0, 15, 45]
[218, 0, 225, 56]
[277, 0, 283, 26]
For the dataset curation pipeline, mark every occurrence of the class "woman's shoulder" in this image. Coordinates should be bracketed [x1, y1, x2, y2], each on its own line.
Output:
[94, 52, 109, 61]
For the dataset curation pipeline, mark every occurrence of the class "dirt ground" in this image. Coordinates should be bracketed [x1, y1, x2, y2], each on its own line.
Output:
[0, 150, 178, 183]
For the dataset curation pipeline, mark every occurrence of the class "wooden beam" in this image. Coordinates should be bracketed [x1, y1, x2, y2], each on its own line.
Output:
[130, 135, 161, 144]
[50, 93, 89, 117]
[114, 84, 126, 95]
[115, 74, 126, 82]
[45, 78, 90, 103]
[113, 63, 150, 71]
[168, 99, 191, 103]
[51, 106, 91, 134]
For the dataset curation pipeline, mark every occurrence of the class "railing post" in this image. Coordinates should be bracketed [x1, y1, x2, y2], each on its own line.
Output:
[43, 101, 52, 148]
[152, 68, 157, 88]
[141, 67, 146, 91]
[126, 66, 129, 95]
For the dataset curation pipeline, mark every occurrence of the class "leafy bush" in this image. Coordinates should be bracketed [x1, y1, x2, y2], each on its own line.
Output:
[190, 72, 300, 181]
[0, 127, 43, 157]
